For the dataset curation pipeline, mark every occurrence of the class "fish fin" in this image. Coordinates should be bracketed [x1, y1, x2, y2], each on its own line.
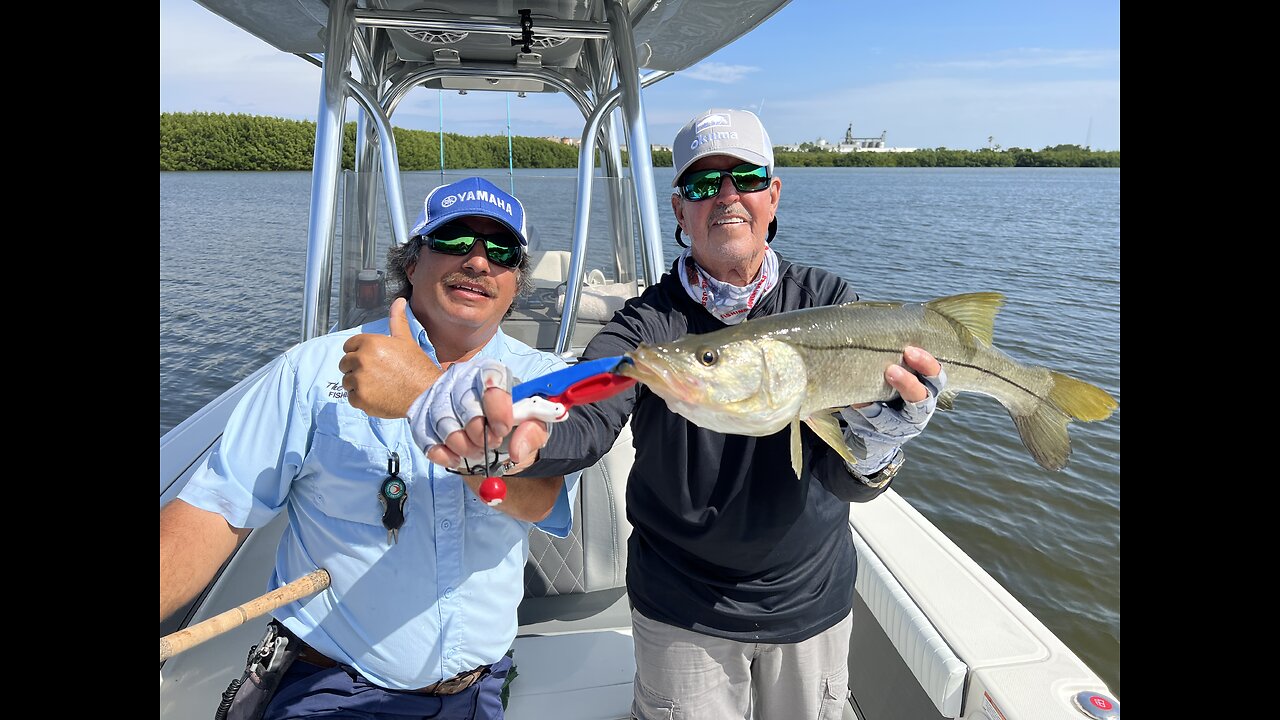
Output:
[1050, 371, 1118, 422]
[804, 412, 860, 467]
[937, 389, 959, 411]
[1013, 371, 1118, 471]
[925, 293, 1005, 345]
[790, 417, 804, 480]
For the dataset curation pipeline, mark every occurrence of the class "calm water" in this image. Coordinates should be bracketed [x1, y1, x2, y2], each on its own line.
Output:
[160, 167, 1120, 696]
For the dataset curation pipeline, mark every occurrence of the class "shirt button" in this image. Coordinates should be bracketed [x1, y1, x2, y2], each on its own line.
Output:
[441, 520, 452, 529]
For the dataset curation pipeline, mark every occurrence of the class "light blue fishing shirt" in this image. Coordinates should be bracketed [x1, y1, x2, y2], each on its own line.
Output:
[180, 305, 578, 690]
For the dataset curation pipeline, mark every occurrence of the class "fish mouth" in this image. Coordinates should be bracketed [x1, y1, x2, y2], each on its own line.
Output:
[618, 347, 703, 403]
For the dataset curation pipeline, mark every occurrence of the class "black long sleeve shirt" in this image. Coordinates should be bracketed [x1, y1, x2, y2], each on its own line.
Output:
[525, 255, 893, 642]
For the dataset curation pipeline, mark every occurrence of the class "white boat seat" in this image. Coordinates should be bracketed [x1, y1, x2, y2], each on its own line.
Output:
[528, 250, 571, 284]
[525, 421, 634, 597]
[555, 275, 635, 322]
[851, 517, 969, 718]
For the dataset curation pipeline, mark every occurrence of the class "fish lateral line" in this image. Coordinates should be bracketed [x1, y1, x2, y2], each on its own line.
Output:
[781, 339, 1049, 404]
[776, 341, 1038, 402]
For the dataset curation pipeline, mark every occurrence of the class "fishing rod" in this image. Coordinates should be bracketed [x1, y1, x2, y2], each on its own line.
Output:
[160, 569, 331, 663]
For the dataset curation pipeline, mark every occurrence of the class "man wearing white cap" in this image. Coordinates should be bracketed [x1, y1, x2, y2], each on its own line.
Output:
[343, 112, 946, 719]
[160, 177, 578, 720]
[610, 108, 944, 719]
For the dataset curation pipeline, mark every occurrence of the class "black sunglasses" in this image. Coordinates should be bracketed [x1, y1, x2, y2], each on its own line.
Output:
[425, 223, 524, 268]
[677, 163, 771, 201]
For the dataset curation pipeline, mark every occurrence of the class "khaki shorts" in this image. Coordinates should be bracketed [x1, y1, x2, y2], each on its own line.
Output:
[630, 609, 852, 720]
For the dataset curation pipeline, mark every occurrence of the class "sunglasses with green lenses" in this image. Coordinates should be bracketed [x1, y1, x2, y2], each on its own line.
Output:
[677, 163, 771, 201]
[425, 223, 524, 268]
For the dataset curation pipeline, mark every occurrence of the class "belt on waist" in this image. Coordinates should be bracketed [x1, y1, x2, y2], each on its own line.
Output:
[293, 640, 489, 695]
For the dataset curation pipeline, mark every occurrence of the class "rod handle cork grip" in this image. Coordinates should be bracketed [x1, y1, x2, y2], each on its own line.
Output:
[160, 568, 331, 663]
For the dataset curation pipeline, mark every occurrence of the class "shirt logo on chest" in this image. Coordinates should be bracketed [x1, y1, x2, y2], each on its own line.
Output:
[325, 380, 349, 401]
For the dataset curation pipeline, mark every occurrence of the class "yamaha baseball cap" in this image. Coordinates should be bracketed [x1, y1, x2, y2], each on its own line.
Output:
[671, 108, 775, 187]
[409, 177, 529, 246]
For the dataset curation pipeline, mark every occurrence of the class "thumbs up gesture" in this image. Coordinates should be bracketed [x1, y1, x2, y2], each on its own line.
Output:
[340, 298, 442, 418]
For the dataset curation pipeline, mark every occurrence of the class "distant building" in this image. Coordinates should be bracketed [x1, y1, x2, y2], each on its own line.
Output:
[540, 135, 581, 146]
[618, 144, 673, 153]
[780, 124, 917, 153]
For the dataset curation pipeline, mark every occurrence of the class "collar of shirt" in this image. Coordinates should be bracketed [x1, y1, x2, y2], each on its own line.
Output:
[402, 303, 509, 369]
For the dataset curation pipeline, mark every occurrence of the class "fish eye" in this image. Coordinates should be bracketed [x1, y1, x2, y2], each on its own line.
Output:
[698, 349, 718, 366]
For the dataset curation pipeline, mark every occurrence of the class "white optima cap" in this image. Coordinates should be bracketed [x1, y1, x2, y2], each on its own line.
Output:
[671, 108, 774, 186]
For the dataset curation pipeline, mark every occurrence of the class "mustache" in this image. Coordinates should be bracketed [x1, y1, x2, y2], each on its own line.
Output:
[709, 205, 752, 224]
[442, 271, 496, 297]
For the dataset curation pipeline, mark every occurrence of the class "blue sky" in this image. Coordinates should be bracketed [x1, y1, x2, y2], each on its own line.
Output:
[159, 0, 1120, 151]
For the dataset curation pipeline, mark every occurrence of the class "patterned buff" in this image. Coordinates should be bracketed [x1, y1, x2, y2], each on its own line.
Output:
[677, 247, 780, 324]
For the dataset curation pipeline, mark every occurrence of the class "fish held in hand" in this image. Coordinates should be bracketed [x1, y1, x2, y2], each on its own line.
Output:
[616, 292, 1117, 477]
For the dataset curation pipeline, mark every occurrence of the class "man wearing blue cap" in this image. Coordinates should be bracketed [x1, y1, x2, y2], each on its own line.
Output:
[160, 177, 578, 720]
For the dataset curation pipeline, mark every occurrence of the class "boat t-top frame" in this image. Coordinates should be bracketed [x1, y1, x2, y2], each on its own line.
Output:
[192, 0, 791, 353]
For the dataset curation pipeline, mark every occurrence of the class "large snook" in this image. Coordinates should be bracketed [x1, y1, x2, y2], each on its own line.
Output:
[616, 292, 1117, 479]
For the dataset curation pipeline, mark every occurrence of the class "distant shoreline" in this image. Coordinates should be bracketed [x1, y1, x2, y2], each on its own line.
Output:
[161, 112, 1120, 171]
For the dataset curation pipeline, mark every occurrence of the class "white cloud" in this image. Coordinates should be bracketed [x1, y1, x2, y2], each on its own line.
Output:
[681, 62, 760, 84]
[160, 2, 320, 118]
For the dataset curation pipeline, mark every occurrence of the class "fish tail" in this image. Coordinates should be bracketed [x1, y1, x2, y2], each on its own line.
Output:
[1048, 371, 1118, 422]
[1012, 371, 1118, 471]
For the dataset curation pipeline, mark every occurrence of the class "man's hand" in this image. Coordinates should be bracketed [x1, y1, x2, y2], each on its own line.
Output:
[435, 421, 551, 477]
[842, 346, 946, 471]
[886, 346, 942, 404]
[406, 356, 550, 472]
[340, 298, 441, 418]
